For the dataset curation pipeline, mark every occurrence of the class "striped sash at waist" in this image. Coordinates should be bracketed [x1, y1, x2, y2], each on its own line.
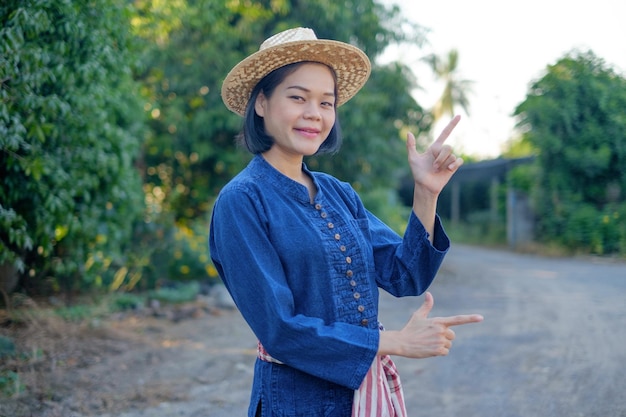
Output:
[257, 338, 407, 417]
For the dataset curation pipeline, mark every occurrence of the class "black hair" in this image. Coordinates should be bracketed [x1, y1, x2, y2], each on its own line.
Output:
[236, 62, 342, 155]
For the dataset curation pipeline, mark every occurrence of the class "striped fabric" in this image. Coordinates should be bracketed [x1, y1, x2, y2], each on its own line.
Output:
[257, 341, 407, 417]
[352, 354, 407, 416]
[257, 340, 284, 364]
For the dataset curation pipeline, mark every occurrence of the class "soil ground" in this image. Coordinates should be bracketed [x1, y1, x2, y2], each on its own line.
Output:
[1, 244, 626, 417]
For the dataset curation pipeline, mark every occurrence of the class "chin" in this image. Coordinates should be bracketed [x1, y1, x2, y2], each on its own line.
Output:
[298, 144, 322, 156]
[303, 148, 321, 156]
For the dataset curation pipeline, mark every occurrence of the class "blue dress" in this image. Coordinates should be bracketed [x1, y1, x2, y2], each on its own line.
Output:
[209, 155, 450, 416]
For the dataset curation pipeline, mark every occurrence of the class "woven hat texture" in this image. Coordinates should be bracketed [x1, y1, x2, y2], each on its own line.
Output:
[221, 27, 371, 116]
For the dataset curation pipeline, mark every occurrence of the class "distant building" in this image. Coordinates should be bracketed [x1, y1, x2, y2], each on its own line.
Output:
[442, 156, 535, 249]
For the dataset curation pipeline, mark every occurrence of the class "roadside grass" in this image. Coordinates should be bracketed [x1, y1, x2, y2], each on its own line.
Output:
[0, 280, 204, 399]
[446, 219, 626, 260]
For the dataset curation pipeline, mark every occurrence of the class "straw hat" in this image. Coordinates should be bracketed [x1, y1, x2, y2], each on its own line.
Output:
[221, 27, 371, 116]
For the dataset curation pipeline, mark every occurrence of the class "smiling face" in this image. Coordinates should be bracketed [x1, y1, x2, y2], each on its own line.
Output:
[254, 62, 337, 161]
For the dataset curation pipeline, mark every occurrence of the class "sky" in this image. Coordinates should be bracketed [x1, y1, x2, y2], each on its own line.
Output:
[379, 0, 626, 158]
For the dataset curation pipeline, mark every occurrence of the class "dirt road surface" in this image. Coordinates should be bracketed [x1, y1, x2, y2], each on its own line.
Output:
[2, 244, 625, 417]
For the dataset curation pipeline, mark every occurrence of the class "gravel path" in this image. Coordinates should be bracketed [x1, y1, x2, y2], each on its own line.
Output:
[110, 244, 626, 417]
[6, 244, 624, 417]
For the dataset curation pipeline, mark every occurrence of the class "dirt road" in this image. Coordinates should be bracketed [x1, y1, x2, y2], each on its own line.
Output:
[387, 245, 626, 417]
[3, 244, 626, 417]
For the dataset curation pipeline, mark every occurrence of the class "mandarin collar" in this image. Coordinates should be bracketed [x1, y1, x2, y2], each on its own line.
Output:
[251, 155, 320, 204]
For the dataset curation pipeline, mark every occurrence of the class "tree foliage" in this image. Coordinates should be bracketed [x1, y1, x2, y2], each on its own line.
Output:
[514, 51, 626, 254]
[1, 0, 474, 298]
[1, 0, 436, 298]
[132, 0, 430, 223]
[0, 0, 145, 294]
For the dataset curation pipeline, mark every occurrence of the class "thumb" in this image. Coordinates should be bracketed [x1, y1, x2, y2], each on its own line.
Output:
[406, 131, 419, 158]
[415, 291, 434, 319]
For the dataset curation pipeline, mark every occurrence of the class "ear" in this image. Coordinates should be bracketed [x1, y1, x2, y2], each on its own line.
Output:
[254, 92, 267, 117]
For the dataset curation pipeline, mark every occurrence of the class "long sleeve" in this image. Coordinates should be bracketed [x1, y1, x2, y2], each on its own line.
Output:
[210, 184, 377, 389]
[369, 210, 449, 296]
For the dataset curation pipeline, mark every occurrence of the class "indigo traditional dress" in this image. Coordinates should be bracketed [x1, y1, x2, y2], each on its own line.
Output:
[209, 155, 450, 416]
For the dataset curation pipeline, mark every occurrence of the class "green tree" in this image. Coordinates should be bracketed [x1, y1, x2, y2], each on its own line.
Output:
[514, 50, 626, 254]
[422, 49, 473, 123]
[131, 0, 245, 224]
[0, 0, 145, 296]
[132, 0, 430, 224]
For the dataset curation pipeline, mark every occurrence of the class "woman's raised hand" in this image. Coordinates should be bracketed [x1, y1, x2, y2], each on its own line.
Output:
[406, 115, 464, 197]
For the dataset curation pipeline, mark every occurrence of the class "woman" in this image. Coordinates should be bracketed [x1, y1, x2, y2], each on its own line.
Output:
[210, 27, 483, 417]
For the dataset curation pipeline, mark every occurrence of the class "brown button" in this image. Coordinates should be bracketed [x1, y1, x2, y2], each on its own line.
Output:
[315, 204, 322, 210]
[339, 245, 346, 252]
[350, 280, 357, 287]
[361, 319, 369, 326]
[345, 256, 352, 264]
[321, 212, 327, 218]
[334, 233, 341, 240]
[346, 270, 353, 277]
[353, 292, 360, 299]
[357, 305, 365, 312]
[327, 222, 334, 229]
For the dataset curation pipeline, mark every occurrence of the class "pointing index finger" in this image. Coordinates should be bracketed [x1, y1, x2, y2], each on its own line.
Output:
[433, 115, 461, 147]
[434, 314, 484, 327]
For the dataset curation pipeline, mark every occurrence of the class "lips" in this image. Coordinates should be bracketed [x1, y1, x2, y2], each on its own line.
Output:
[295, 127, 321, 138]
[296, 127, 321, 134]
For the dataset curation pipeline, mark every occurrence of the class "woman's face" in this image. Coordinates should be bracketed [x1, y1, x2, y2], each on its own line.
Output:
[254, 63, 336, 159]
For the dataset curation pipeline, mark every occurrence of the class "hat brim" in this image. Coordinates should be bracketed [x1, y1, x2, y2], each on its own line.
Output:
[221, 39, 371, 116]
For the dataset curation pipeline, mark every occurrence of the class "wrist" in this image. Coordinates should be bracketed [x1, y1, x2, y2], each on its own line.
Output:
[412, 187, 438, 240]
[378, 330, 403, 356]
[412, 184, 438, 207]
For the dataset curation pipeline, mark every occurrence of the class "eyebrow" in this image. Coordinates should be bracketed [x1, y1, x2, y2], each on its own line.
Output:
[286, 85, 335, 99]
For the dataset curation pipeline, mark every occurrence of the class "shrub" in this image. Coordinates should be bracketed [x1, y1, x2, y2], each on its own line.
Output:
[1, 0, 145, 295]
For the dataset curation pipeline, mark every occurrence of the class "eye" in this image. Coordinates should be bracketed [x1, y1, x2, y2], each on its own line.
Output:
[289, 95, 305, 102]
[321, 101, 335, 108]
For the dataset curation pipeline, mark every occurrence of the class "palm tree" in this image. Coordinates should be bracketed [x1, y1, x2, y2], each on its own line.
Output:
[422, 49, 473, 123]
[422, 49, 474, 226]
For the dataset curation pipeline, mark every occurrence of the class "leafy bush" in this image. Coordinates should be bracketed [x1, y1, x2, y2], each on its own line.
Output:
[111, 293, 145, 311]
[0, 370, 23, 397]
[166, 223, 217, 282]
[149, 281, 200, 304]
[0, 336, 23, 397]
[118, 217, 219, 292]
[359, 188, 411, 235]
[561, 203, 626, 255]
[0, 336, 15, 359]
[514, 51, 626, 255]
[1, 0, 145, 295]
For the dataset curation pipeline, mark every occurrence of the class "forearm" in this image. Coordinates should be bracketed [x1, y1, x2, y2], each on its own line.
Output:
[412, 186, 438, 243]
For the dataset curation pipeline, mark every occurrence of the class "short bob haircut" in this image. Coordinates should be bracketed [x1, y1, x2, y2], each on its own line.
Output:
[237, 62, 342, 155]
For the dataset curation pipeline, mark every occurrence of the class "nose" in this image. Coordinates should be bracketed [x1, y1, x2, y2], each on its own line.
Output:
[303, 103, 321, 120]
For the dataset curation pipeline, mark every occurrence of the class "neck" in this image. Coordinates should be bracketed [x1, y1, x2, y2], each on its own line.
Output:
[261, 152, 316, 202]
[261, 151, 304, 181]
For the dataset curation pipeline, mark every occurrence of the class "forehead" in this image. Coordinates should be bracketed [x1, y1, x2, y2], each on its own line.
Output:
[282, 62, 336, 89]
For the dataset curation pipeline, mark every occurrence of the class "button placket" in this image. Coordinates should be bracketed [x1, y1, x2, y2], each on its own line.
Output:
[315, 201, 367, 325]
